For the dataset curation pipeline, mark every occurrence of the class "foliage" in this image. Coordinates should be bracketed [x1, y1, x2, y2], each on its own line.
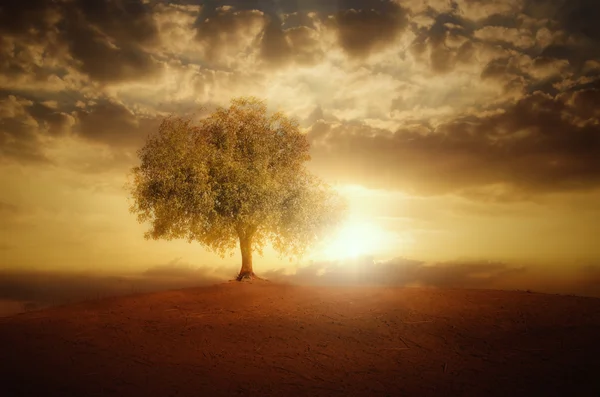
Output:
[128, 97, 346, 265]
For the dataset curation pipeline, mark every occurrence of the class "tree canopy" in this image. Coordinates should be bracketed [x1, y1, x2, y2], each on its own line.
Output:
[128, 97, 346, 280]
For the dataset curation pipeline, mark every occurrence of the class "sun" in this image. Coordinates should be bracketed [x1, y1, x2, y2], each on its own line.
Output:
[320, 219, 392, 261]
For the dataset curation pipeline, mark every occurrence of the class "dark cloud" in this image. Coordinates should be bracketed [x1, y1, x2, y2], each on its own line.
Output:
[558, 0, 600, 42]
[327, 2, 409, 58]
[0, 94, 59, 164]
[0, 92, 157, 166]
[0, 0, 599, 194]
[0, 35, 64, 91]
[310, 89, 600, 196]
[410, 12, 473, 74]
[60, 1, 162, 83]
[1, 0, 597, 86]
[0, 0, 58, 37]
[405, 0, 600, 89]
[0, 0, 162, 85]
[259, 15, 292, 65]
[258, 14, 323, 67]
[74, 0, 159, 45]
[185, 0, 406, 16]
[75, 99, 159, 148]
[282, 11, 316, 30]
[194, 6, 266, 62]
[525, 0, 600, 70]
[196, 1, 395, 65]
[480, 57, 522, 80]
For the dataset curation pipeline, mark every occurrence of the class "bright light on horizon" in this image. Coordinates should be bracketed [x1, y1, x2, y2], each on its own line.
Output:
[318, 219, 399, 261]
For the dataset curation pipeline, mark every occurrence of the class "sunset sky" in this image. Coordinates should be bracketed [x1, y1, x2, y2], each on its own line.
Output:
[1, 0, 600, 306]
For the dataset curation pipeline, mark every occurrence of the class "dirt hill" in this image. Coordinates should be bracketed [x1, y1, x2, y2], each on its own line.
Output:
[1, 282, 599, 396]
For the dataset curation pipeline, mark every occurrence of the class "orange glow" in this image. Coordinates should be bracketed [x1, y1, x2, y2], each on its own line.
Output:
[319, 219, 398, 261]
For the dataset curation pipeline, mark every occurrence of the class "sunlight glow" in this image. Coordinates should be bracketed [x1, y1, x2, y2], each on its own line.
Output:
[320, 220, 396, 261]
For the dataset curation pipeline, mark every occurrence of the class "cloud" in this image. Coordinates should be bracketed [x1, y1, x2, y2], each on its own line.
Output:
[263, 257, 525, 288]
[474, 26, 535, 50]
[0, 260, 231, 316]
[326, 1, 409, 58]
[264, 256, 600, 298]
[0, 91, 161, 166]
[558, 0, 600, 42]
[0, 0, 59, 36]
[194, 6, 266, 66]
[60, 2, 163, 84]
[73, 0, 159, 45]
[453, 0, 523, 21]
[74, 99, 159, 148]
[259, 15, 291, 65]
[409, 12, 474, 75]
[309, 88, 600, 196]
[0, 0, 598, 199]
[0, 0, 598, 192]
[0, 93, 74, 164]
[153, 3, 202, 56]
[0, 33, 69, 93]
[258, 14, 323, 67]
[0, 0, 166, 90]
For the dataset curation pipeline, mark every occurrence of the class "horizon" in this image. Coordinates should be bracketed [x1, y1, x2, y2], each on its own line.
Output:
[1, 0, 600, 314]
[1, 255, 599, 317]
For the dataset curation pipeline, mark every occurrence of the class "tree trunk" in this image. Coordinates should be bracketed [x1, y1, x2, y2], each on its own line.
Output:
[237, 233, 255, 281]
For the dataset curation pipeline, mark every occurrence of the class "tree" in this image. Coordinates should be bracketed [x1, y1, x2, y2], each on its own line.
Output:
[128, 97, 346, 280]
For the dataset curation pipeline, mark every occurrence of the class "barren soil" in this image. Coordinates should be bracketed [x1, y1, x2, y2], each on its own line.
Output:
[1, 282, 599, 396]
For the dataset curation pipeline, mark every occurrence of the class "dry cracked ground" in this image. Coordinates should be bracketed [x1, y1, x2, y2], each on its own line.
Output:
[1, 282, 599, 396]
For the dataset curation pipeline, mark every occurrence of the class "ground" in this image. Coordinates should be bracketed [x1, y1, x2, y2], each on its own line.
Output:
[1, 282, 599, 396]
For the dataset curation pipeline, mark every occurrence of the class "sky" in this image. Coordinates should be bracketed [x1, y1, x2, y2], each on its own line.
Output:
[1, 0, 600, 312]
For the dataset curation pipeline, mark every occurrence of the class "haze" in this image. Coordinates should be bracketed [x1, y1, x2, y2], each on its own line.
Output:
[1, 0, 600, 314]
